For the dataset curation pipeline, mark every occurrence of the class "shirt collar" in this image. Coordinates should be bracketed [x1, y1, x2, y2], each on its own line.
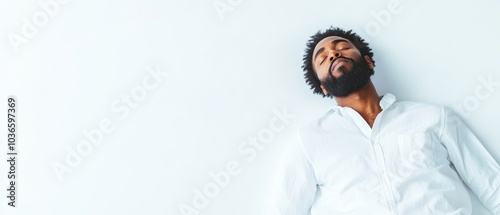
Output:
[379, 93, 396, 110]
[330, 93, 397, 111]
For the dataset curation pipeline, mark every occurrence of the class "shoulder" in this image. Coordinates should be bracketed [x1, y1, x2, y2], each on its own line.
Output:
[389, 100, 444, 117]
[298, 106, 339, 135]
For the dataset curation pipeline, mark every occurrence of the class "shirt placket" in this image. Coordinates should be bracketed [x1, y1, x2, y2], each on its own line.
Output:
[346, 107, 399, 214]
[372, 137, 399, 214]
[371, 117, 399, 214]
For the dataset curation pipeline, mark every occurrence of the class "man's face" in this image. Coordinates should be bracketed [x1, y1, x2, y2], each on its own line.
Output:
[312, 36, 374, 97]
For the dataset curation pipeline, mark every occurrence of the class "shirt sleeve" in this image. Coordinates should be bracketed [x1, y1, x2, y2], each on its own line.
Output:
[439, 106, 500, 214]
[261, 131, 318, 215]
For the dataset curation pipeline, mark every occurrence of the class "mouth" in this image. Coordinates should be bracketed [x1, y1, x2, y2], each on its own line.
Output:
[330, 58, 352, 73]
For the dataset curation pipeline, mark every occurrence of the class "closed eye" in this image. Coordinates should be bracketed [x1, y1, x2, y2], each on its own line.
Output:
[319, 58, 326, 65]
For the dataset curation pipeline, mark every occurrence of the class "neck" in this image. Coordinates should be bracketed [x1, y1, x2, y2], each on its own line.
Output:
[334, 80, 382, 126]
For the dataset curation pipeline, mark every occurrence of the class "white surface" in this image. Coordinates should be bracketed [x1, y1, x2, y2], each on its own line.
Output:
[0, 0, 499, 214]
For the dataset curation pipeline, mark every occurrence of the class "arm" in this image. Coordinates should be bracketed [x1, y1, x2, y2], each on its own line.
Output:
[261, 132, 318, 215]
[440, 106, 500, 214]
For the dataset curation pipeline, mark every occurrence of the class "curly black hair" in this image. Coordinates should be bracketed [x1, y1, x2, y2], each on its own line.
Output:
[301, 27, 375, 97]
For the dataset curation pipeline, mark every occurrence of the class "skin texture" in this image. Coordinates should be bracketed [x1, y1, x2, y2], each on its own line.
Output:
[312, 36, 382, 128]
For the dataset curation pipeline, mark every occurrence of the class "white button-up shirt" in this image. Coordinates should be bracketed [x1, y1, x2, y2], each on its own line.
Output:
[262, 93, 500, 215]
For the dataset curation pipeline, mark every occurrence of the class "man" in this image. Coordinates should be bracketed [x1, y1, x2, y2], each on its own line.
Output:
[262, 27, 500, 215]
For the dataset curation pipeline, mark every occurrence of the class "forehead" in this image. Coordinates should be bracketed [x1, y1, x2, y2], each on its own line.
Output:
[313, 36, 354, 55]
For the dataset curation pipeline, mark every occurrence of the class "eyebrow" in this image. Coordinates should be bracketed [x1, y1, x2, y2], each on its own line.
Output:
[313, 39, 350, 62]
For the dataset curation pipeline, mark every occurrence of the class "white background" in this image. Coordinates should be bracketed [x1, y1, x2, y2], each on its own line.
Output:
[1, 0, 499, 214]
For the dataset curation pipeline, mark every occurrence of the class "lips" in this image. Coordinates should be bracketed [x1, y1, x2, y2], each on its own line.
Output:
[331, 58, 351, 73]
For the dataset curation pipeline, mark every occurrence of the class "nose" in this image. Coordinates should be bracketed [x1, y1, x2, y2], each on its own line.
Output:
[328, 51, 341, 62]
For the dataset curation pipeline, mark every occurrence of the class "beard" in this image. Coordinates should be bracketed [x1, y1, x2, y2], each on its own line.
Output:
[320, 57, 374, 98]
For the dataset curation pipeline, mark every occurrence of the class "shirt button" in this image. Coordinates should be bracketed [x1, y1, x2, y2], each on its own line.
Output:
[380, 170, 385, 175]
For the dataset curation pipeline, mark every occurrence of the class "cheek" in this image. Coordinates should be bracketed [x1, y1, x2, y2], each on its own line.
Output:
[316, 67, 331, 81]
[313, 64, 327, 78]
[348, 50, 363, 61]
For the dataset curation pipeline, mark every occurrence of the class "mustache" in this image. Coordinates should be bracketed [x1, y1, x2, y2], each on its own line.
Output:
[329, 56, 354, 74]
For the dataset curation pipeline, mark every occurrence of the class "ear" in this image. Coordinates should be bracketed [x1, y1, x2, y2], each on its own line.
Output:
[320, 85, 328, 96]
[364, 55, 375, 70]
